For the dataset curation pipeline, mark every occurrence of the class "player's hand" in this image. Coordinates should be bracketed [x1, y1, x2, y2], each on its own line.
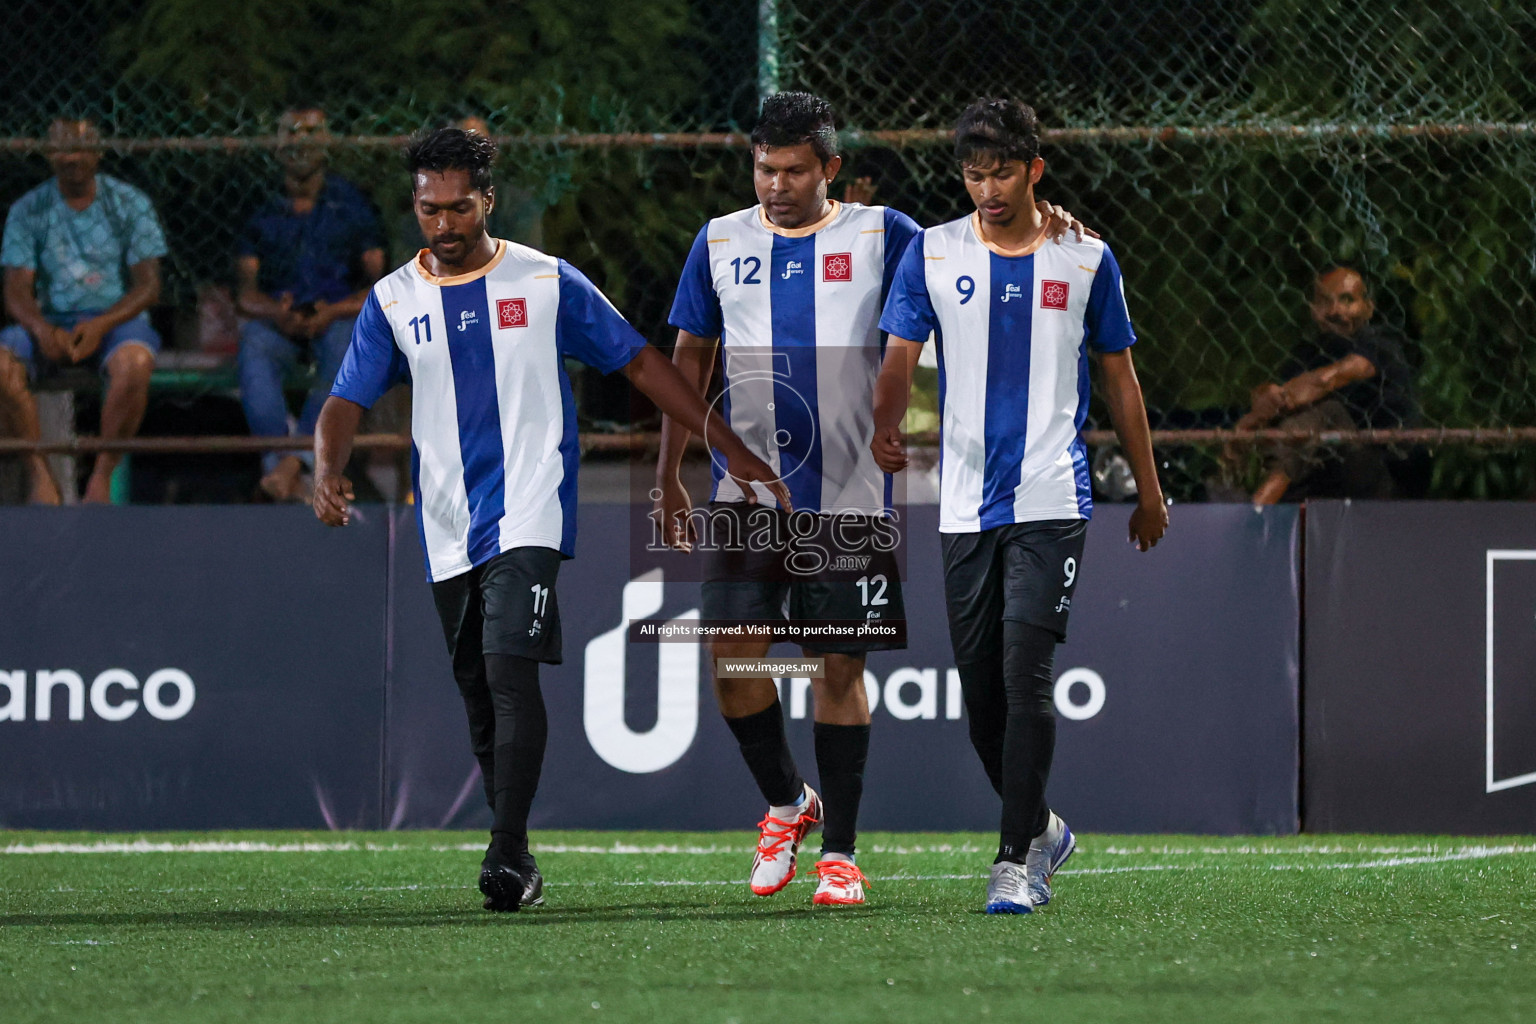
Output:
[870, 423, 908, 473]
[653, 476, 697, 552]
[1038, 201, 1099, 244]
[38, 324, 74, 362]
[724, 446, 792, 511]
[313, 473, 354, 527]
[69, 318, 109, 361]
[1128, 494, 1168, 552]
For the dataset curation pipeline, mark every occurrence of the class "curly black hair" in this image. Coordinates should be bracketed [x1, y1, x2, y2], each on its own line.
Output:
[954, 98, 1040, 168]
[406, 126, 497, 193]
[750, 91, 838, 164]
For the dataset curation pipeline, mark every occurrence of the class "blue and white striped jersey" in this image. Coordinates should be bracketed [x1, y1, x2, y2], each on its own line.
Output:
[669, 201, 920, 514]
[332, 240, 647, 581]
[879, 214, 1136, 533]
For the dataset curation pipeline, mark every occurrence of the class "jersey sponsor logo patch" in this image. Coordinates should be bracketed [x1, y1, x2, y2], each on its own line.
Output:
[496, 298, 528, 329]
[1041, 280, 1070, 310]
[823, 252, 853, 282]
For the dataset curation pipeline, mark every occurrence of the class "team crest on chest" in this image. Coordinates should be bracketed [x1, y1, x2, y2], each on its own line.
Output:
[497, 298, 528, 329]
[823, 252, 853, 282]
[1041, 280, 1070, 310]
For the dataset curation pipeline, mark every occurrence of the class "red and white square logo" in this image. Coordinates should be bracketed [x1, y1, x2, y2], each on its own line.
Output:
[823, 252, 853, 282]
[497, 298, 528, 329]
[1040, 280, 1070, 310]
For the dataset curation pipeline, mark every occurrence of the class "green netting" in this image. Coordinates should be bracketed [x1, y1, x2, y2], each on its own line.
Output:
[1, 0, 1533, 499]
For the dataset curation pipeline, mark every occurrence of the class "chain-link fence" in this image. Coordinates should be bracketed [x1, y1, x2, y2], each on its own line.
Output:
[0, 0, 1532, 502]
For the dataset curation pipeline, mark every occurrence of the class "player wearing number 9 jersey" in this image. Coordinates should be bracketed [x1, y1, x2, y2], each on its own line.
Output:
[872, 98, 1168, 915]
[312, 127, 786, 913]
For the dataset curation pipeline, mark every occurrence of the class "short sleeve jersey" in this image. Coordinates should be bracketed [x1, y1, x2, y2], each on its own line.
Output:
[0, 175, 168, 315]
[331, 240, 648, 581]
[880, 214, 1136, 532]
[236, 174, 384, 306]
[668, 201, 920, 514]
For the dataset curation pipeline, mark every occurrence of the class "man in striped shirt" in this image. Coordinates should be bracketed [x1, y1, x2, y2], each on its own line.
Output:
[873, 98, 1167, 915]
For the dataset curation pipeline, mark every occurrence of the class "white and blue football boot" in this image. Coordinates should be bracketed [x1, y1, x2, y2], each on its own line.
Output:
[984, 860, 1033, 914]
[1024, 811, 1076, 908]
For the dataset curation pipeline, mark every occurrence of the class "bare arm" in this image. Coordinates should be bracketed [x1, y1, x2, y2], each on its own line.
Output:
[656, 330, 717, 479]
[1098, 348, 1167, 551]
[1240, 354, 1376, 429]
[652, 330, 718, 549]
[2, 267, 61, 349]
[622, 344, 791, 511]
[312, 396, 364, 526]
[869, 336, 926, 472]
[234, 255, 293, 321]
[1279, 353, 1375, 411]
[90, 258, 161, 331]
[314, 248, 387, 326]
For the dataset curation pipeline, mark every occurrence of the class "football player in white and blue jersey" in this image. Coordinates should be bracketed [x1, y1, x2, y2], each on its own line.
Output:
[872, 99, 1167, 915]
[656, 93, 1088, 906]
[312, 127, 787, 912]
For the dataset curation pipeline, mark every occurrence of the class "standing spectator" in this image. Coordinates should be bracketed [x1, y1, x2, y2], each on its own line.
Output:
[237, 104, 385, 501]
[0, 117, 165, 504]
[1234, 265, 1420, 502]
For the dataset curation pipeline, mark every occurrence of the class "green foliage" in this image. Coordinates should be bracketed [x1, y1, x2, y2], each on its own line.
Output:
[105, 0, 699, 130]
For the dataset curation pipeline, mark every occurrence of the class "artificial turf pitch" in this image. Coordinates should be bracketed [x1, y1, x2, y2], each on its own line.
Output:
[2, 831, 1533, 1023]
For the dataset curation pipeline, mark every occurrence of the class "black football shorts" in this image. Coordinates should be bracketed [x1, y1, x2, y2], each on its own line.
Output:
[700, 502, 906, 654]
[431, 545, 564, 665]
[939, 519, 1088, 657]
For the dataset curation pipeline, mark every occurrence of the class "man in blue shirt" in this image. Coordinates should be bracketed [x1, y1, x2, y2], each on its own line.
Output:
[236, 105, 386, 501]
[0, 117, 166, 504]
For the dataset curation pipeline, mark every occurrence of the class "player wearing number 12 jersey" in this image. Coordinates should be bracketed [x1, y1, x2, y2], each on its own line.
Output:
[312, 127, 786, 912]
[872, 99, 1168, 915]
[657, 93, 1088, 906]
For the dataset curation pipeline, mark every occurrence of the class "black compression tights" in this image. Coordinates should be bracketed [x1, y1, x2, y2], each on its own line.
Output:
[471, 654, 547, 856]
[956, 621, 1058, 858]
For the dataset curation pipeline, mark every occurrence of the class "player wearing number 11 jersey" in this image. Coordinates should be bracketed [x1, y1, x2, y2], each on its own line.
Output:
[312, 127, 785, 912]
[873, 98, 1168, 915]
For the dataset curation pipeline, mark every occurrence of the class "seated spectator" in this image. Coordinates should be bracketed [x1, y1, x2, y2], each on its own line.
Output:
[0, 117, 165, 504]
[1235, 265, 1420, 503]
[236, 104, 384, 501]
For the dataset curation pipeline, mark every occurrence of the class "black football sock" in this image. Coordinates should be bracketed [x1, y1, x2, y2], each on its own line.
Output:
[484, 654, 547, 858]
[995, 621, 1058, 864]
[723, 700, 804, 808]
[814, 722, 870, 857]
[956, 657, 1007, 797]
